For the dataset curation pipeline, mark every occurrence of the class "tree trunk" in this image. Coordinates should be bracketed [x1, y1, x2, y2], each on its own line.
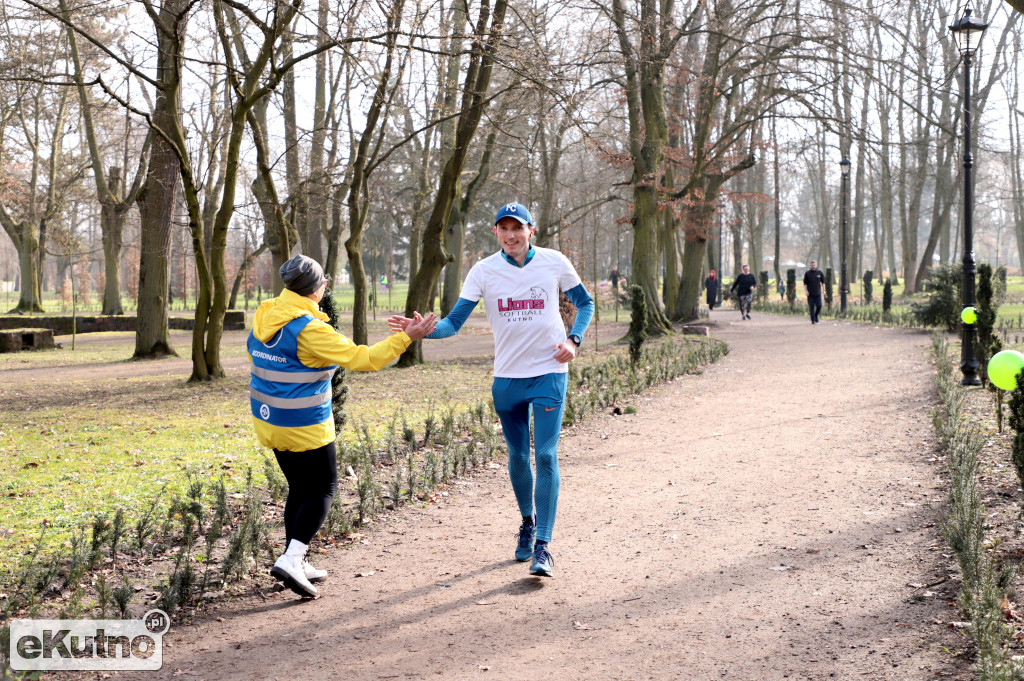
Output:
[772, 113, 781, 283]
[100, 168, 126, 315]
[677, 235, 708, 322]
[660, 185, 679, 314]
[134, 134, 178, 358]
[851, 90, 869, 280]
[441, 128, 495, 316]
[229, 242, 266, 309]
[440, 190, 465, 317]
[345, 201, 370, 345]
[399, 0, 509, 367]
[915, 131, 955, 291]
[325, 182, 348, 283]
[15, 228, 44, 313]
[631, 183, 674, 334]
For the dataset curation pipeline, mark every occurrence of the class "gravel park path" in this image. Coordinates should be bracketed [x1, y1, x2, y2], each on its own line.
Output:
[139, 311, 968, 681]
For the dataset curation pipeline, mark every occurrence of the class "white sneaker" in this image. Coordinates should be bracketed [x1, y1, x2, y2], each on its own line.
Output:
[303, 558, 328, 583]
[271, 553, 318, 598]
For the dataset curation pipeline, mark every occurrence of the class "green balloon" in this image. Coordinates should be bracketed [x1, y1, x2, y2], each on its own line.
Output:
[961, 307, 978, 324]
[988, 350, 1024, 390]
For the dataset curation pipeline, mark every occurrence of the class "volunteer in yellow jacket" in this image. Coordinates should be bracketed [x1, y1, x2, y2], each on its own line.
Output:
[248, 255, 436, 598]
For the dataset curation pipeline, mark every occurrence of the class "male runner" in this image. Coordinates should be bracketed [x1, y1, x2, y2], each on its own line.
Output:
[390, 203, 594, 577]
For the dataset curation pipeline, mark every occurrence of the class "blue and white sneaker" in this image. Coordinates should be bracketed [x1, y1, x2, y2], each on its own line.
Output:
[530, 542, 554, 577]
[515, 517, 536, 562]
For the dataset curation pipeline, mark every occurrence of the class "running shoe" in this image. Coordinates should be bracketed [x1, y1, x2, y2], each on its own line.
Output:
[530, 543, 554, 577]
[515, 517, 536, 562]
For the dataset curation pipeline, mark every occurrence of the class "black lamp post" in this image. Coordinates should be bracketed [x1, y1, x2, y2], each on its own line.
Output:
[839, 157, 851, 314]
[950, 4, 988, 386]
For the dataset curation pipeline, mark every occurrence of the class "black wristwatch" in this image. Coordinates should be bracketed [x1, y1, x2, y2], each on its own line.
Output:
[567, 333, 582, 346]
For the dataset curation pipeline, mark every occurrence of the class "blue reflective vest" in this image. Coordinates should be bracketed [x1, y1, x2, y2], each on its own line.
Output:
[248, 315, 338, 429]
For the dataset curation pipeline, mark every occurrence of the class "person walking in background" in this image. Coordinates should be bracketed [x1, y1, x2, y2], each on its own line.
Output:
[704, 270, 719, 311]
[380, 274, 388, 294]
[249, 255, 436, 599]
[778, 279, 786, 301]
[803, 260, 826, 324]
[391, 202, 594, 579]
[730, 264, 757, 320]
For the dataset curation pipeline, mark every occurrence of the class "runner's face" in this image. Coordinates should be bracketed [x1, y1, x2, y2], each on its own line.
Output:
[495, 217, 534, 260]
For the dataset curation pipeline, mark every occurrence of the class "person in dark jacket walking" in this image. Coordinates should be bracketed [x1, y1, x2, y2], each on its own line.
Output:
[803, 260, 826, 324]
[730, 264, 757, 320]
[704, 270, 719, 311]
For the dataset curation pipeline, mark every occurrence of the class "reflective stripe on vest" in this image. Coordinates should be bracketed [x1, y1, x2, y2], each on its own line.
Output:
[251, 365, 336, 384]
[247, 315, 338, 430]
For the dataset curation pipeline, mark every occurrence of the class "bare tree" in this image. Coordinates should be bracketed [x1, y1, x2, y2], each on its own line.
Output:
[61, 0, 149, 316]
[399, 0, 509, 366]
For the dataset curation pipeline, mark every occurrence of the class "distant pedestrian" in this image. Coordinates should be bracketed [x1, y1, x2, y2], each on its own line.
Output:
[704, 270, 719, 311]
[609, 268, 620, 291]
[380, 274, 388, 294]
[803, 261, 826, 324]
[730, 264, 757, 320]
[777, 279, 786, 301]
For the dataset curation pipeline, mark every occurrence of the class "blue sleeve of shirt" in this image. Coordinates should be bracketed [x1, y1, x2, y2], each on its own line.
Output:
[426, 297, 478, 339]
[565, 283, 595, 340]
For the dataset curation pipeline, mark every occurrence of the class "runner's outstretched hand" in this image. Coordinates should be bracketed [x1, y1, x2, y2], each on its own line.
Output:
[393, 312, 437, 341]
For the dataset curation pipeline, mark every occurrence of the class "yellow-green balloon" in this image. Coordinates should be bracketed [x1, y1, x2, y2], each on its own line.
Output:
[961, 307, 978, 324]
[988, 350, 1024, 390]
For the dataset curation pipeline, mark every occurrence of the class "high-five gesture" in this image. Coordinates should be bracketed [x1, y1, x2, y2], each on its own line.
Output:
[388, 312, 436, 341]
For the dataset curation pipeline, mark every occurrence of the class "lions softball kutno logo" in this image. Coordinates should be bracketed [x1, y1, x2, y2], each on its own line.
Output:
[497, 287, 548, 323]
[10, 609, 170, 671]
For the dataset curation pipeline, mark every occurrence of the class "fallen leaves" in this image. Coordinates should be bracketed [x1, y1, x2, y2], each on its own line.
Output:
[1002, 596, 1022, 622]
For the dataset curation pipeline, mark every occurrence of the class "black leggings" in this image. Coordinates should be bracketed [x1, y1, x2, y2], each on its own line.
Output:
[273, 442, 338, 545]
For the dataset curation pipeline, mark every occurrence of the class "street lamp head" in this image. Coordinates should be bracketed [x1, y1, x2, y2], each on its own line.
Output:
[949, 6, 988, 56]
[840, 157, 851, 177]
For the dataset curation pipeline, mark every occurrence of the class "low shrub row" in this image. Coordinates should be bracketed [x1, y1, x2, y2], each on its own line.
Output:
[932, 334, 1022, 679]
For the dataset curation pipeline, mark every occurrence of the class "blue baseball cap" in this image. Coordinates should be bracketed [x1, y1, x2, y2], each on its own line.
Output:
[495, 202, 533, 226]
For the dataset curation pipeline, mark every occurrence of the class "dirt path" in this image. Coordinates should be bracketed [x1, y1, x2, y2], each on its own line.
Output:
[140, 311, 965, 681]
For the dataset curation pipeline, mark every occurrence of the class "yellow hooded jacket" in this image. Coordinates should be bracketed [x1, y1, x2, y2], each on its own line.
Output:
[248, 289, 411, 452]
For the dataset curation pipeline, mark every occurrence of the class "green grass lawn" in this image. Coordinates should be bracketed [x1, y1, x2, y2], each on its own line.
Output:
[0, 311, 635, 576]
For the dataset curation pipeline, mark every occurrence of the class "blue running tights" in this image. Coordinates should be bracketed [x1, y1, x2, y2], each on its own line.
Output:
[492, 373, 567, 543]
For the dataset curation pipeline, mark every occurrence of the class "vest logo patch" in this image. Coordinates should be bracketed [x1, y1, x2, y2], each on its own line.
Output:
[259, 404, 270, 420]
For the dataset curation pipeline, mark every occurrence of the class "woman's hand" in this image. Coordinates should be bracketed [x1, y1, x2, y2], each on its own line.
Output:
[387, 315, 412, 333]
[399, 312, 437, 341]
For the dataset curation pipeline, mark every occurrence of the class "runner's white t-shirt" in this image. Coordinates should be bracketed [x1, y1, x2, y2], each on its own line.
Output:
[460, 247, 583, 378]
